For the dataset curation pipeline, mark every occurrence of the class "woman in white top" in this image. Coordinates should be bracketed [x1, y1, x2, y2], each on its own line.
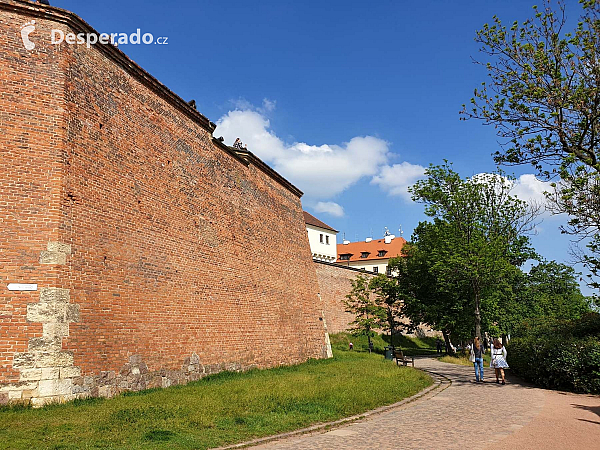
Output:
[490, 338, 509, 384]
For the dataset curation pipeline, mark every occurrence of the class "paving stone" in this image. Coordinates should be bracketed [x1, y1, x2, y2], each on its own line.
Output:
[253, 357, 546, 450]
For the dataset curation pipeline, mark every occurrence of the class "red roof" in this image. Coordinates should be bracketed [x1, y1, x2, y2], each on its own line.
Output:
[303, 211, 338, 232]
[337, 237, 407, 262]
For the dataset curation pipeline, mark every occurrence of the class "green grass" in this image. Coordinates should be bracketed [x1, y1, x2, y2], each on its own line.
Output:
[0, 351, 432, 449]
[438, 352, 491, 366]
[329, 332, 438, 356]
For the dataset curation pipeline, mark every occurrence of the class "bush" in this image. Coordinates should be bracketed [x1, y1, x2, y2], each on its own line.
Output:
[508, 313, 600, 394]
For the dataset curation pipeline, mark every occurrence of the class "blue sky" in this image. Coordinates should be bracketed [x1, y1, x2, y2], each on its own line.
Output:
[50, 0, 594, 295]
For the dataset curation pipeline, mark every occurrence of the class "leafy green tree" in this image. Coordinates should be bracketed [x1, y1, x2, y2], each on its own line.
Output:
[524, 260, 592, 319]
[493, 260, 592, 337]
[369, 273, 404, 348]
[462, 0, 600, 291]
[409, 163, 539, 339]
[393, 223, 473, 354]
[343, 274, 386, 352]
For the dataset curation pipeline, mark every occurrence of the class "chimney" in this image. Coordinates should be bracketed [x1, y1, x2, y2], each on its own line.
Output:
[343, 240, 350, 245]
[365, 237, 372, 243]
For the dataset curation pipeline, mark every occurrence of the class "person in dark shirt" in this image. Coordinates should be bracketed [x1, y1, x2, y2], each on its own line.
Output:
[470, 336, 485, 382]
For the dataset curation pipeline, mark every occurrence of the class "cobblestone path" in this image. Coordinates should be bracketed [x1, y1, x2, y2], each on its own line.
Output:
[249, 357, 553, 450]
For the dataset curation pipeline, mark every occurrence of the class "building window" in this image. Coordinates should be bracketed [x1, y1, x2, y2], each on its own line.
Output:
[325, 235, 329, 245]
[320, 234, 324, 243]
[378, 250, 387, 257]
[373, 266, 379, 273]
[386, 265, 392, 276]
[339, 254, 351, 261]
[360, 252, 370, 258]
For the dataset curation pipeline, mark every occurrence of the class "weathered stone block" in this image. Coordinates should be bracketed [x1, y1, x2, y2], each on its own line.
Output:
[38, 378, 72, 397]
[8, 390, 22, 400]
[43, 323, 70, 339]
[30, 397, 53, 408]
[60, 367, 81, 378]
[22, 389, 37, 400]
[28, 336, 63, 353]
[0, 381, 38, 392]
[39, 251, 67, 265]
[27, 302, 68, 323]
[19, 368, 43, 381]
[41, 368, 60, 380]
[39, 288, 70, 304]
[47, 242, 72, 254]
[13, 353, 36, 370]
[0, 393, 9, 405]
[98, 385, 115, 398]
[35, 351, 74, 368]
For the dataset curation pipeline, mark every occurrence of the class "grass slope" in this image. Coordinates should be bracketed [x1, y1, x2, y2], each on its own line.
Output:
[330, 332, 438, 356]
[438, 353, 491, 366]
[0, 351, 432, 449]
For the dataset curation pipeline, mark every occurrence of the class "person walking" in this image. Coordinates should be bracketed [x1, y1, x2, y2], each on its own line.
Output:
[470, 337, 485, 383]
[490, 338, 509, 384]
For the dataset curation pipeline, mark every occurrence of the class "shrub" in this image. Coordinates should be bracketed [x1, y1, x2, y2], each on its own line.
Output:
[508, 313, 600, 394]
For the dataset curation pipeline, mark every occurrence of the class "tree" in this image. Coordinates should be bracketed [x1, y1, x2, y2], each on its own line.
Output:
[369, 273, 405, 348]
[462, 0, 600, 291]
[493, 260, 592, 337]
[394, 223, 474, 354]
[343, 274, 386, 352]
[524, 260, 592, 319]
[409, 162, 539, 339]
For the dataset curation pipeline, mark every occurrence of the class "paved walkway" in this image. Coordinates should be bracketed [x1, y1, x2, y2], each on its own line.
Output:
[250, 357, 600, 450]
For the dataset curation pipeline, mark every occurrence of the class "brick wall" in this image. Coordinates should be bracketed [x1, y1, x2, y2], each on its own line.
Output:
[314, 261, 440, 339]
[314, 262, 376, 334]
[0, 0, 330, 405]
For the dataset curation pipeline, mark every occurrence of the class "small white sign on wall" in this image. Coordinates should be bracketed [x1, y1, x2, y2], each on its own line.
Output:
[7, 283, 38, 291]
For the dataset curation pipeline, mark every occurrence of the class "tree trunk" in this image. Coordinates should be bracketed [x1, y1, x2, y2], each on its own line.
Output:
[442, 330, 454, 355]
[388, 307, 395, 348]
[474, 290, 482, 340]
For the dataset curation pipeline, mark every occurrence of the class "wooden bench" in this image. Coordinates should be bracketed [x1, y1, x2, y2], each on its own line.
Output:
[394, 349, 414, 367]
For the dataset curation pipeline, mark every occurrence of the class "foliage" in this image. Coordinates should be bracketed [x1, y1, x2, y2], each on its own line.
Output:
[393, 224, 473, 347]
[0, 351, 432, 449]
[329, 332, 438, 356]
[343, 274, 387, 351]
[462, 0, 600, 291]
[493, 260, 592, 336]
[329, 331, 388, 354]
[508, 313, 600, 394]
[523, 260, 592, 318]
[406, 162, 539, 340]
[369, 273, 405, 346]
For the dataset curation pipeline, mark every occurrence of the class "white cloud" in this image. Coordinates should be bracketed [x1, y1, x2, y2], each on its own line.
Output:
[472, 172, 551, 207]
[261, 98, 276, 112]
[510, 174, 551, 206]
[370, 162, 427, 200]
[214, 108, 390, 198]
[314, 201, 345, 217]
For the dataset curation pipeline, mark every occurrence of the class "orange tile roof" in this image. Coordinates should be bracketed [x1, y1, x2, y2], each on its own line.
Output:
[337, 237, 407, 262]
[303, 211, 338, 232]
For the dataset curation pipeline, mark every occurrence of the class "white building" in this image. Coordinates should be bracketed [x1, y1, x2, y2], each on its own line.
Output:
[304, 211, 338, 262]
[337, 229, 406, 274]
